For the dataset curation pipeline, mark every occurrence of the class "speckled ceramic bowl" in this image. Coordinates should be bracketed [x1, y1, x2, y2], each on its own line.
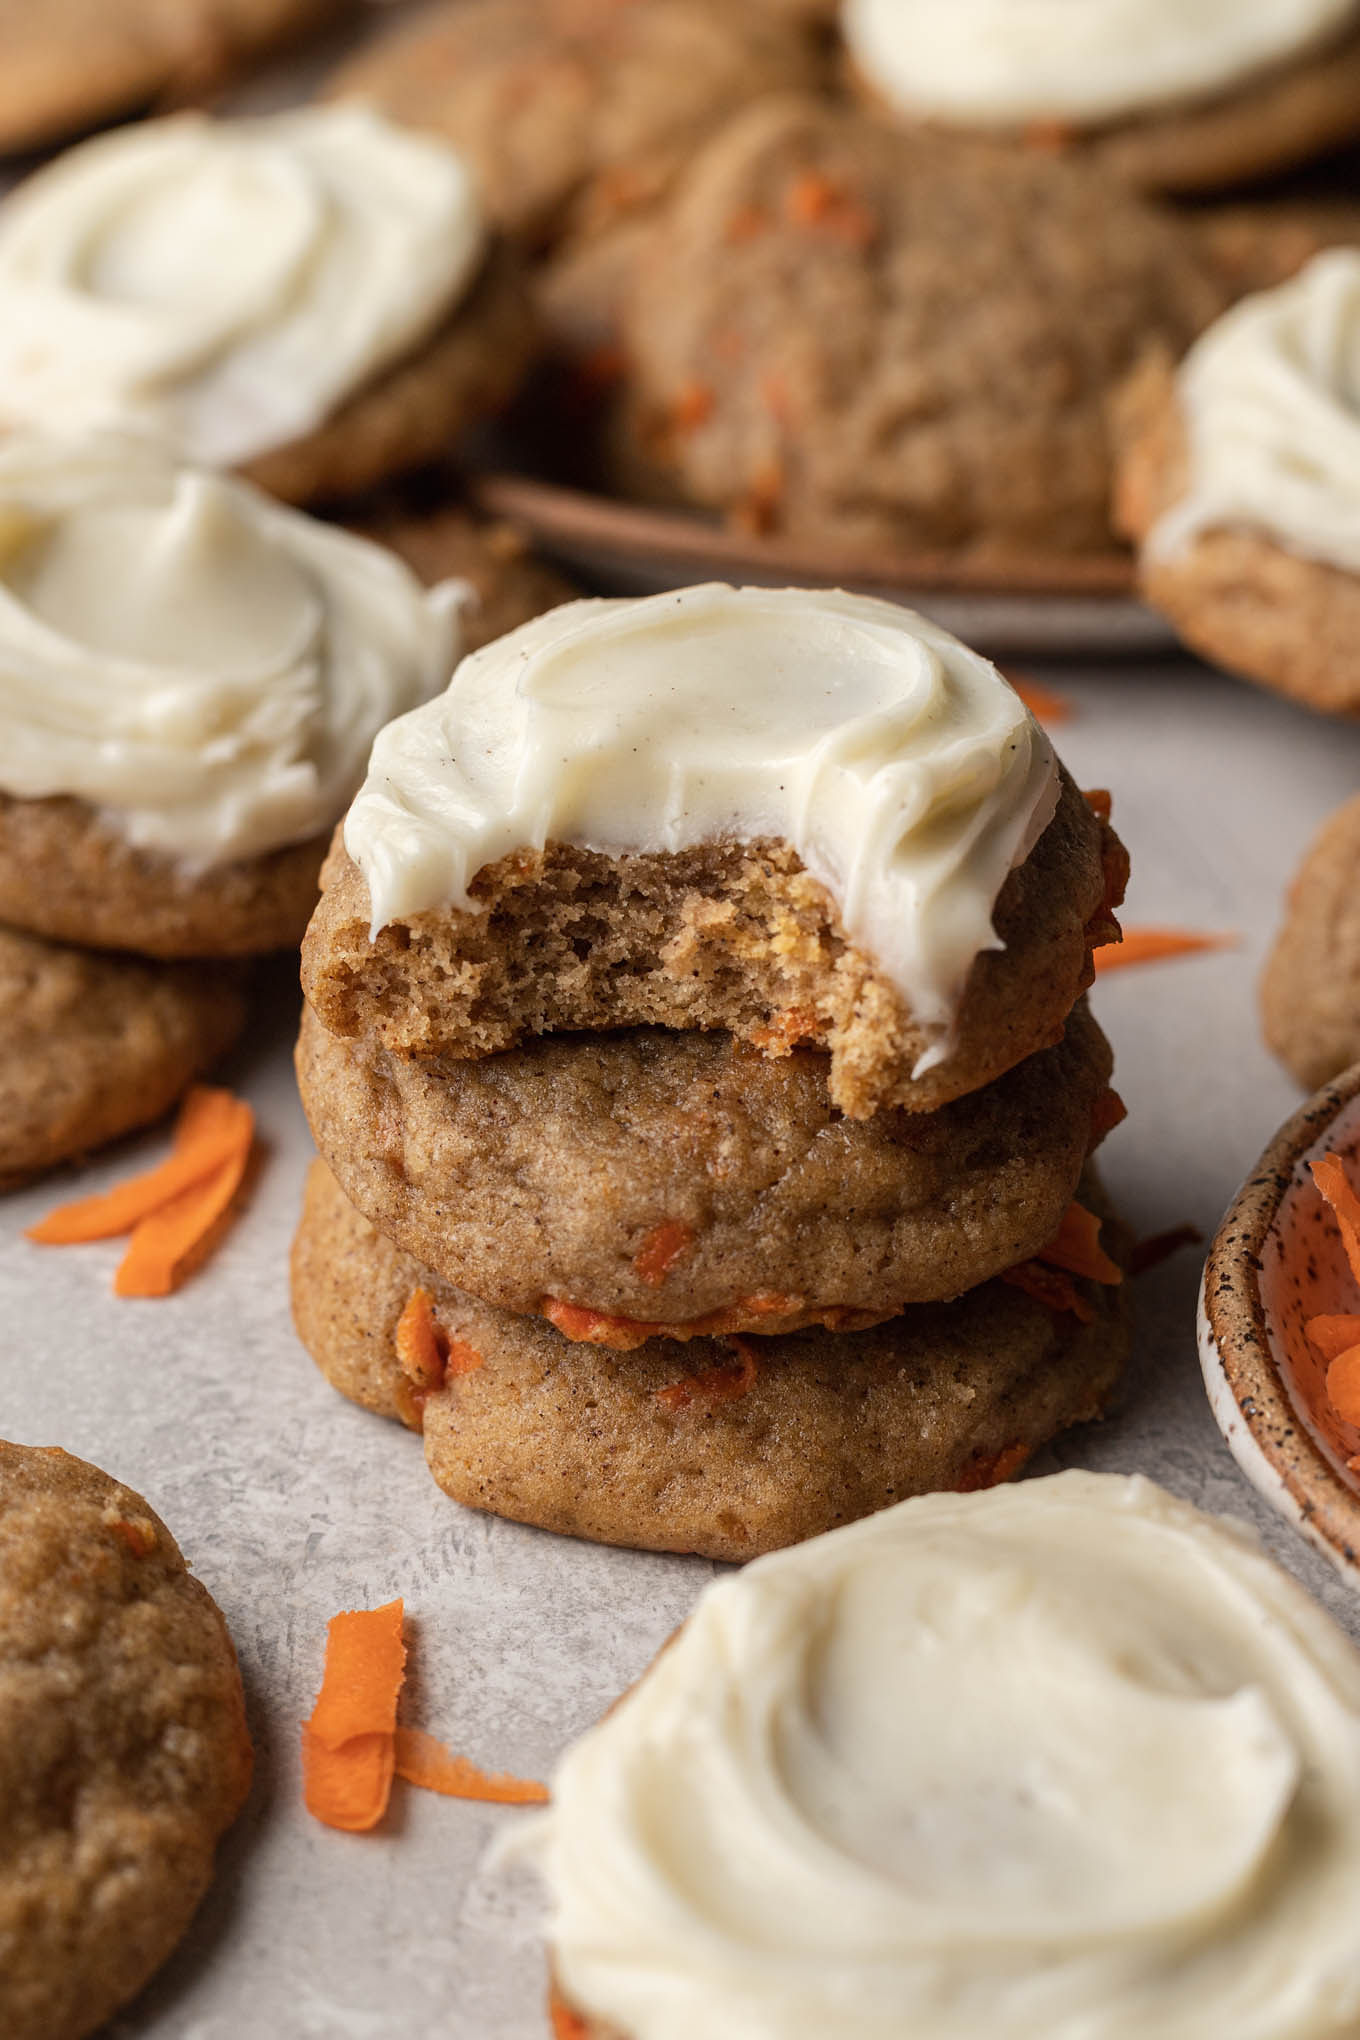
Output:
[1200, 1063, 1360, 1583]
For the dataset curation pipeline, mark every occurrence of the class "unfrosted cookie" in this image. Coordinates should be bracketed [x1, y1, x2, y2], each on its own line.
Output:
[303, 767, 1125, 1120]
[326, 0, 820, 245]
[344, 504, 577, 654]
[290, 1159, 1129, 1561]
[618, 97, 1225, 556]
[1262, 793, 1360, 1090]
[0, 0, 350, 156]
[1113, 257, 1360, 718]
[0, 924, 246, 1191]
[0, 1442, 252, 2040]
[296, 999, 1117, 1332]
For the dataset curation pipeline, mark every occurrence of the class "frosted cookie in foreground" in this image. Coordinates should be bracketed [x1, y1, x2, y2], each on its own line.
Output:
[0, 105, 537, 507]
[1115, 250, 1360, 718]
[290, 1159, 1128, 1559]
[1263, 792, 1360, 1089]
[0, 435, 475, 959]
[302, 584, 1127, 1118]
[0, 1442, 252, 2040]
[0, 0, 350, 158]
[524, 1470, 1360, 2039]
[843, 0, 1360, 193]
[616, 100, 1226, 558]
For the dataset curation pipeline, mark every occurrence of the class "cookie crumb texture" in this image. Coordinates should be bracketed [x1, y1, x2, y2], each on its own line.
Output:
[303, 772, 1122, 1117]
[291, 1161, 1129, 1562]
[0, 1443, 252, 2040]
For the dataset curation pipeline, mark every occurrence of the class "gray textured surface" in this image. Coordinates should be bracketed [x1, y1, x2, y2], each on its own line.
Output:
[2, 654, 1360, 2038]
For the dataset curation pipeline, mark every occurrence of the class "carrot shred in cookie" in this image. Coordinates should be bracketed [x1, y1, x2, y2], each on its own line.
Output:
[1311, 1153, 1360, 1288]
[656, 1335, 760, 1412]
[1005, 672, 1073, 725]
[26, 1086, 252, 1245]
[1084, 788, 1113, 822]
[396, 1288, 449, 1388]
[953, 1442, 1033, 1493]
[1089, 1087, 1128, 1146]
[783, 170, 877, 245]
[393, 1727, 549, 1806]
[1035, 1202, 1124, 1287]
[1093, 927, 1235, 974]
[633, 1221, 696, 1287]
[1001, 1260, 1095, 1324]
[545, 1293, 794, 1350]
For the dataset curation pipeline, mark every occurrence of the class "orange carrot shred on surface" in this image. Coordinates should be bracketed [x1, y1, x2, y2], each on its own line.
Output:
[1127, 1223, 1203, 1279]
[113, 1138, 252, 1297]
[1310, 1153, 1360, 1289]
[393, 1727, 549, 1806]
[633, 1221, 696, 1288]
[302, 1728, 397, 1835]
[308, 1600, 407, 1752]
[1092, 927, 1236, 975]
[1326, 1346, 1360, 1428]
[1005, 673, 1073, 725]
[26, 1087, 252, 1245]
[1000, 1260, 1096, 1324]
[656, 1336, 760, 1412]
[1306, 1312, 1360, 1361]
[1036, 1202, 1124, 1287]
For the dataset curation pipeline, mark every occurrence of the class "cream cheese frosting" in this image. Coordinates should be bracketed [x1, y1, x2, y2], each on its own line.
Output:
[0, 436, 465, 867]
[343, 584, 1058, 1057]
[1149, 249, 1360, 577]
[0, 104, 485, 467]
[842, 0, 1359, 127]
[522, 1471, 1360, 2040]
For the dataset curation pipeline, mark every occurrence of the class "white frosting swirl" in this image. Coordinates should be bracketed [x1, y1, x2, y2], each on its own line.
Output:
[524, 1472, 1360, 2040]
[843, 0, 1358, 126]
[0, 437, 464, 866]
[0, 105, 485, 467]
[1150, 249, 1360, 576]
[343, 585, 1057, 1058]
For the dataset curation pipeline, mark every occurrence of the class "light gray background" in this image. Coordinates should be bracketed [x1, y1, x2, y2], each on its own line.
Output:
[3, 652, 1360, 2036]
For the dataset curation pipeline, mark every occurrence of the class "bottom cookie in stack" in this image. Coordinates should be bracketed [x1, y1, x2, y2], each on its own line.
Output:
[291, 1156, 1130, 1562]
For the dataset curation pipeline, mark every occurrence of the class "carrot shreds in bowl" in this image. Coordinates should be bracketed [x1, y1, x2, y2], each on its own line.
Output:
[26, 1086, 252, 1245]
[1326, 1345, 1360, 1428]
[393, 1727, 549, 1806]
[1092, 926, 1235, 974]
[1311, 1153, 1360, 1287]
[1306, 1311, 1360, 1360]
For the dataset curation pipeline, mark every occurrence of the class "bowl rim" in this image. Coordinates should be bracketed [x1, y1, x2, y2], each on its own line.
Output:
[1201, 1061, 1360, 1580]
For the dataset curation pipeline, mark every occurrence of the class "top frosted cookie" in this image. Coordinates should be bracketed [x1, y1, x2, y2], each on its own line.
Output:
[302, 585, 1123, 1116]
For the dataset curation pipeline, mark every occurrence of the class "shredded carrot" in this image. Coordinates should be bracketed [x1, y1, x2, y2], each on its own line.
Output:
[1089, 1087, 1128, 1146]
[656, 1335, 760, 1412]
[301, 1729, 396, 1834]
[1311, 1153, 1360, 1288]
[1093, 926, 1236, 974]
[393, 1727, 549, 1806]
[671, 380, 714, 431]
[302, 1600, 407, 1834]
[1327, 1346, 1360, 1428]
[1127, 1223, 1203, 1278]
[308, 1600, 407, 1751]
[1036, 1202, 1124, 1287]
[544, 1292, 796, 1351]
[1023, 117, 1076, 154]
[113, 1137, 252, 1297]
[1001, 1260, 1095, 1324]
[396, 1288, 449, 1389]
[1306, 1312, 1360, 1361]
[1006, 673, 1073, 725]
[633, 1221, 695, 1287]
[549, 1990, 592, 2040]
[750, 1006, 820, 1056]
[783, 170, 877, 245]
[26, 1087, 252, 1245]
[1084, 788, 1112, 823]
[954, 1442, 1032, 1493]
[105, 1513, 158, 1558]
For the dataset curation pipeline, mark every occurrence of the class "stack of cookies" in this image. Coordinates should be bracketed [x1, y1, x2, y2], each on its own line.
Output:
[292, 583, 1132, 1562]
